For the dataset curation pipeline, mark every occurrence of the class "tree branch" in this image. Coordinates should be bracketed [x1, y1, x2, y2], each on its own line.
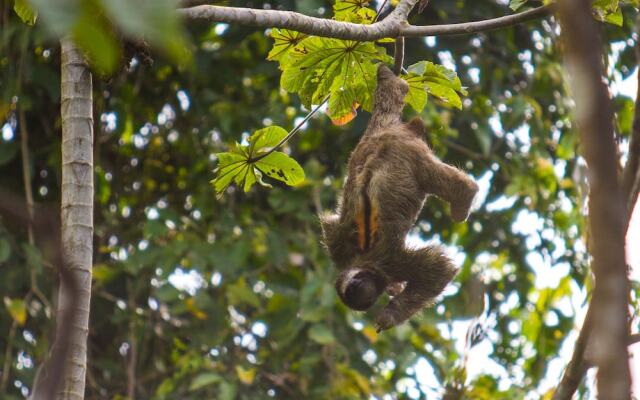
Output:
[401, 5, 554, 37]
[554, 0, 631, 399]
[623, 40, 640, 218]
[552, 306, 594, 400]
[178, 0, 418, 41]
[178, 4, 553, 40]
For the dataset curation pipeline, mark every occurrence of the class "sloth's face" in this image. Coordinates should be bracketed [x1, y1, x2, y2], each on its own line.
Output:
[335, 267, 386, 311]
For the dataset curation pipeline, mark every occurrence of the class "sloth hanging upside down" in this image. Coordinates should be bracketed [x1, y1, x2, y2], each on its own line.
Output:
[320, 64, 479, 332]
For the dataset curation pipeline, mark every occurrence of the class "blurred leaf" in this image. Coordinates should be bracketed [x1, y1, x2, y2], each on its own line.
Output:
[509, 0, 528, 11]
[93, 263, 120, 284]
[362, 326, 378, 343]
[235, 366, 256, 385]
[308, 323, 335, 344]
[189, 373, 222, 391]
[593, 0, 623, 26]
[219, 382, 238, 400]
[227, 278, 261, 308]
[101, 0, 191, 63]
[71, 13, 120, 75]
[0, 142, 19, 166]
[13, 0, 38, 25]
[4, 297, 27, 326]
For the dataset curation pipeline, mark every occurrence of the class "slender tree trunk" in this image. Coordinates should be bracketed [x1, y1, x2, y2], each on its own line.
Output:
[556, 0, 631, 398]
[51, 37, 94, 400]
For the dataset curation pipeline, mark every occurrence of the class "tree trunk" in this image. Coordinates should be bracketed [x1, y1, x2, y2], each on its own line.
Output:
[43, 37, 94, 400]
[556, 0, 631, 398]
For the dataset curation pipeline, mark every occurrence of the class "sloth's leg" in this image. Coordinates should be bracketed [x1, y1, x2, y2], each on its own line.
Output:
[417, 151, 479, 222]
[375, 245, 458, 332]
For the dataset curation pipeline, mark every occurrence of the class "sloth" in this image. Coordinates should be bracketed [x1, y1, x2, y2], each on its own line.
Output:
[320, 64, 478, 332]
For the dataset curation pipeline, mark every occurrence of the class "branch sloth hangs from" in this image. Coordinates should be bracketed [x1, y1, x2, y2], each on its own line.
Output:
[320, 65, 479, 332]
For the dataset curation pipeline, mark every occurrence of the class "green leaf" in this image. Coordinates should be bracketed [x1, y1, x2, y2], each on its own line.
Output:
[249, 126, 288, 154]
[404, 78, 428, 113]
[593, 0, 623, 26]
[72, 14, 120, 75]
[13, 0, 38, 25]
[334, 1, 376, 24]
[267, 29, 308, 61]
[211, 150, 250, 196]
[426, 82, 462, 109]
[219, 382, 237, 400]
[101, 0, 190, 64]
[327, 83, 365, 124]
[509, 0, 528, 11]
[255, 152, 305, 186]
[403, 61, 466, 111]
[4, 297, 27, 326]
[211, 126, 306, 196]
[603, 7, 623, 26]
[189, 373, 222, 391]
[277, 36, 391, 119]
[308, 324, 335, 344]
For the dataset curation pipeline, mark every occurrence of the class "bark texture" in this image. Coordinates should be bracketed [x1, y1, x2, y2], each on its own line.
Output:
[556, 0, 631, 399]
[54, 37, 94, 400]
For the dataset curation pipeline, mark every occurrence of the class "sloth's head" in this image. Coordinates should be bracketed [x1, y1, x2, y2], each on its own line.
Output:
[335, 265, 387, 311]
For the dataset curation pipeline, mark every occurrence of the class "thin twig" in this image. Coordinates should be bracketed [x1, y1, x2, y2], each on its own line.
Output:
[442, 139, 485, 160]
[552, 305, 594, 400]
[0, 314, 19, 394]
[373, 0, 389, 23]
[248, 96, 329, 163]
[628, 333, 640, 345]
[393, 37, 405, 76]
[402, 5, 553, 37]
[0, 191, 80, 400]
[19, 109, 34, 244]
[127, 283, 137, 400]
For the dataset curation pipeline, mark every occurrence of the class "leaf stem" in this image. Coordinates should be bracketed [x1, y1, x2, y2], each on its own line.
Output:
[248, 96, 329, 163]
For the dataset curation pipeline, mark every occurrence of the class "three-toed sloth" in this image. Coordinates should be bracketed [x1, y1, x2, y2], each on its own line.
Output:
[320, 65, 478, 332]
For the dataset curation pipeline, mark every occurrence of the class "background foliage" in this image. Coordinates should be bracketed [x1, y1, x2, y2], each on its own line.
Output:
[0, 0, 639, 398]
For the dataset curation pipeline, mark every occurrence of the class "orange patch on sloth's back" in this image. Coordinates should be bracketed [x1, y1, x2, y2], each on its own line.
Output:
[356, 192, 379, 252]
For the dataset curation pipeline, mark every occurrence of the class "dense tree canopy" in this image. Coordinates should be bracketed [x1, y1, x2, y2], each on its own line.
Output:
[0, 0, 639, 399]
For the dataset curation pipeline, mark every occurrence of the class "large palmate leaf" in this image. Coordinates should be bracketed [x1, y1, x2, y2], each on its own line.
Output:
[402, 61, 467, 112]
[211, 126, 305, 197]
[278, 36, 392, 123]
